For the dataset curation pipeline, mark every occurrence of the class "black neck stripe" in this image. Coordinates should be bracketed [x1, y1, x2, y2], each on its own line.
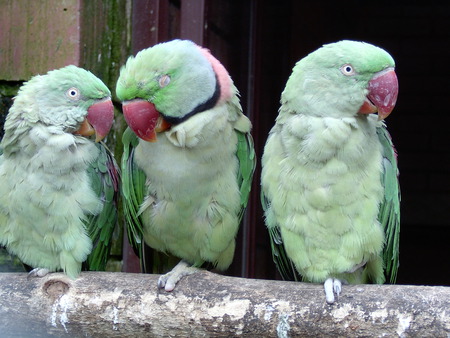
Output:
[162, 75, 221, 125]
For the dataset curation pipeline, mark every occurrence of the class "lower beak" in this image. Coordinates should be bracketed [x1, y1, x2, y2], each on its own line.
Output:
[75, 98, 115, 142]
[74, 119, 95, 137]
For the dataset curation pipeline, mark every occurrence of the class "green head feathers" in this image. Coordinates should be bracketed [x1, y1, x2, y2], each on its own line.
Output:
[306, 40, 395, 77]
[281, 40, 396, 118]
[8, 65, 111, 129]
[116, 39, 218, 122]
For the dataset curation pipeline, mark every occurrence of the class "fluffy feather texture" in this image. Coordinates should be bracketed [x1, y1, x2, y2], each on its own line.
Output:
[135, 105, 250, 269]
[261, 41, 400, 299]
[0, 66, 118, 279]
[118, 40, 255, 288]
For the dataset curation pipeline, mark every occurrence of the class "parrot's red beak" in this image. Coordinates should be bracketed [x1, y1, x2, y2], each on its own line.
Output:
[87, 98, 115, 142]
[75, 98, 114, 142]
[358, 68, 398, 121]
[122, 99, 171, 142]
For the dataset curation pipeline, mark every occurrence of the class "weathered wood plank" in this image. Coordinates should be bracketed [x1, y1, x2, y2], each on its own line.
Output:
[0, 0, 131, 87]
[0, 0, 81, 80]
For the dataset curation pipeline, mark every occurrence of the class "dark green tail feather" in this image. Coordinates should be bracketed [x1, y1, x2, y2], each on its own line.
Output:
[121, 128, 145, 253]
[84, 142, 120, 271]
[236, 131, 256, 222]
[377, 126, 401, 284]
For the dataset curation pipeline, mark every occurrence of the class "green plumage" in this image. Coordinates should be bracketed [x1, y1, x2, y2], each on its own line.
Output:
[121, 127, 145, 252]
[121, 127, 171, 273]
[261, 41, 400, 294]
[84, 143, 119, 271]
[118, 40, 256, 285]
[0, 66, 118, 278]
[377, 127, 401, 283]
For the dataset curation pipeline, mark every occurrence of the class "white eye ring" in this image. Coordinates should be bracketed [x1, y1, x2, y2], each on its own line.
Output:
[340, 64, 355, 76]
[66, 87, 80, 100]
[158, 75, 171, 88]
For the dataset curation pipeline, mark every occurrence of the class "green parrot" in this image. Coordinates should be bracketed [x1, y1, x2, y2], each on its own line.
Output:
[261, 40, 400, 304]
[0, 65, 119, 279]
[117, 39, 255, 291]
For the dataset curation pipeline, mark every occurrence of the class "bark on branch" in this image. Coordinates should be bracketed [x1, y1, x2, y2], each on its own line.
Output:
[0, 271, 448, 337]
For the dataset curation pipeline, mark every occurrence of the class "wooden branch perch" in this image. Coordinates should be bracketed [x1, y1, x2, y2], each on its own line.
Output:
[0, 271, 448, 337]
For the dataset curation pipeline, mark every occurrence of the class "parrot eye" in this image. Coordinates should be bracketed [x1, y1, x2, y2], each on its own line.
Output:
[158, 75, 171, 88]
[340, 64, 355, 76]
[66, 87, 81, 100]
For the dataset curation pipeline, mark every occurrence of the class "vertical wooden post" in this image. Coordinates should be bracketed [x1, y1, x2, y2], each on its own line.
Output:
[241, 0, 261, 278]
[79, 1, 131, 89]
[180, 0, 207, 45]
[131, 0, 169, 54]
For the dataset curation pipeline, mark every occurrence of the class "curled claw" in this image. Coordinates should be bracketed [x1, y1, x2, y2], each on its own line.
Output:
[27, 268, 50, 279]
[157, 260, 198, 292]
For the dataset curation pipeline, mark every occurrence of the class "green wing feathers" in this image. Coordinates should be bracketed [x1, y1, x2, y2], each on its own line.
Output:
[377, 125, 401, 284]
[121, 127, 146, 253]
[261, 191, 301, 281]
[84, 142, 120, 271]
[236, 130, 256, 223]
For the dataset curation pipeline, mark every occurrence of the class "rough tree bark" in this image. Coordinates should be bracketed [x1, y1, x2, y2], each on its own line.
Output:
[0, 271, 448, 337]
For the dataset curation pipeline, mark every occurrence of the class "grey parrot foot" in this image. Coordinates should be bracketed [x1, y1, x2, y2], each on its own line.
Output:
[157, 260, 199, 292]
[27, 268, 50, 279]
[324, 278, 342, 304]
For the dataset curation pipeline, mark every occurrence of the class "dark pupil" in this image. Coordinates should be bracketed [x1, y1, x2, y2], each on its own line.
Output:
[346, 67, 352, 72]
[71, 90, 76, 96]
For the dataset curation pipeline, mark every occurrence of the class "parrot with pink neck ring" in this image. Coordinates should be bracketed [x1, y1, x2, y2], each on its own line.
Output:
[117, 39, 255, 291]
[0, 65, 118, 279]
[261, 40, 400, 304]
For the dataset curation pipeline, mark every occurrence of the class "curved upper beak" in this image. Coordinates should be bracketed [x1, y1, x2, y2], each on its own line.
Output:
[358, 68, 398, 120]
[75, 98, 114, 142]
[122, 99, 171, 142]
